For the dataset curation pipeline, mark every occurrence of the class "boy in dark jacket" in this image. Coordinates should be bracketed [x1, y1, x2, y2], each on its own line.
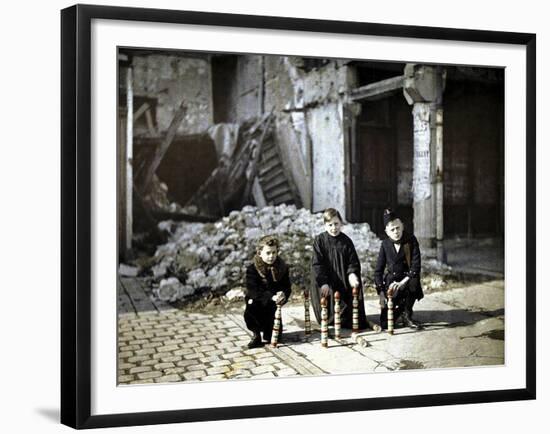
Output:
[244, 235, 292, 349]
[311, 208, 368, 330]
[374, 209, 424, 330]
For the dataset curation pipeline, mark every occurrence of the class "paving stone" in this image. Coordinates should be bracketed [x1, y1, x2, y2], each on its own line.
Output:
[153, 352, 174, 360]
[244, 347, 268, 356]
[141, 359, 159, 367]
[176, 360, 198, 368]
[254, 352, 274, 359]
[207, 366, 230, 375]
[201, 356, 221, 363]
[118, 375, 135, 383]
[186, 336, 204, 343]
[141, 342, 164, 349]
[183, 370, 207, 381]
[174, 348, 194, 356]
[256, 356, 280, 365]
[156, 345, 179, 353]
[250, 365, 276, 375]
[164, 339, 185, 346]
[205, 350, 225, 357]
[134, 348, 157, 356]
[137, 371, 163, 380]
[222, 351, 244, 360]
[233, 361, 257, 370]
[154, 362, 176, 370]
[164, 367, 191, 375]
[227, 369, 251, 378]
[196, 345, 217, 352]
[210, 359, 231, 367]
[129, 366, 152, 374]
[154, 331, 174, 338]
[183, 353, 204, 360]
[120, 345, 141, 352]
[228, 330, 248, 337]
[276, 368, 297, 377]
[234, 356, 254, 363]
[127, 355, 151, 364]
[118, 351, 134, 359]
[118, 362, 136, 370]
[155, 374, 182, 383]
[159, 356, 182, 363]
[187, 364, 208, 371]
[216, 342, 237, 350]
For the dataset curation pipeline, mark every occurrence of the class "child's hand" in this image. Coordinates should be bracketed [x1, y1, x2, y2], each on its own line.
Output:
[272, 291, 286, 304]
[348, 273, 360, 288]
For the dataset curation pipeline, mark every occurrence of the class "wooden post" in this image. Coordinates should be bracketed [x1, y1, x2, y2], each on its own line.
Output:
[304, 288, 311, 336]
[352, 287, 359, 336]
[387, 296, 394, 335]
[271, 302, 282, 348]
[320, 296, 328, 348]
[334, 291, 341, 340]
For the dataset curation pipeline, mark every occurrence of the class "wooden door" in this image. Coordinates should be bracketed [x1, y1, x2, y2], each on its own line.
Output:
[357, 123, 396, 235]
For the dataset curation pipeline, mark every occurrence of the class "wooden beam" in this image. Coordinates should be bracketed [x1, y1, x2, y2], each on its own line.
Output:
[140, 99, 187, 193]
[133, 102, 149, 122]
[349, 75, 404, 102]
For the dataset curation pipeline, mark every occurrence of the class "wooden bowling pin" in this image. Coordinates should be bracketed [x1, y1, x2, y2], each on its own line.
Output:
[304, 288, 311, 336]
[334, 291, 341, 340]
[320, 296, 328, 348]
[271, 302, 282, 347]
[352, 287, 359, 335]
[387, 295, 394, 335]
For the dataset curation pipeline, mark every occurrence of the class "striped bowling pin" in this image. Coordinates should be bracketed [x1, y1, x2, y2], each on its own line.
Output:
[334, 291, 341, 340]
[352, 287, 359, 335]
[320, 296, 328, 348]
[304, 288, 311, 336]
[387, 295, 394, 335]
[271, 302, 282, 347]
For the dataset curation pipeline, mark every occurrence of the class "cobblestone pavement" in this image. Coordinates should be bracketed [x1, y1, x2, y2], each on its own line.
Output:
[118, 278, 504, 385]
[117, 309, 322, 385]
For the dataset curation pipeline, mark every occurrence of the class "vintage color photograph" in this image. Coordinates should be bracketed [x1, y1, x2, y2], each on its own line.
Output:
[116, 49, 504, 385]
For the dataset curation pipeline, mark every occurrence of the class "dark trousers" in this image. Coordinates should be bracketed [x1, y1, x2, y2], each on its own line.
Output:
[244, 300, 279, 339]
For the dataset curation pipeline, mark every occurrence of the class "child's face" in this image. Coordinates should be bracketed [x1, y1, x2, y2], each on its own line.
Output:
[385, 219, 404, 242]
[325, 216, 342, 237]
[258, 244, 278, 265]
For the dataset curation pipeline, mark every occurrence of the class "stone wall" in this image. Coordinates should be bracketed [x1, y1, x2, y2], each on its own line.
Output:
[132, 55, 213, 135]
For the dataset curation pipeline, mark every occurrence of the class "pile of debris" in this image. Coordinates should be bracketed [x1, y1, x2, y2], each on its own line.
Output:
[123, 204, 454, 304]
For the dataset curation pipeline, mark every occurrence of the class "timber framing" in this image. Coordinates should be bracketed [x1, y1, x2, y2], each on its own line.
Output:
[349, 75, 405, 102]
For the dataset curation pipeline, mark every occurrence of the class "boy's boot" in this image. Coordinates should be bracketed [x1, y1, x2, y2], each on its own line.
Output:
[247, 331, 263, 349]
[401, 309, 422, 329]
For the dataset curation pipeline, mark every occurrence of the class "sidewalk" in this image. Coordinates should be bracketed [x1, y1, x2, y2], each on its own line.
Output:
[117, 279, 504, 385]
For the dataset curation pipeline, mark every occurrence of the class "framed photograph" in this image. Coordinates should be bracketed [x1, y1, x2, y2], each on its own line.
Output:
[61, 3, 536, 429]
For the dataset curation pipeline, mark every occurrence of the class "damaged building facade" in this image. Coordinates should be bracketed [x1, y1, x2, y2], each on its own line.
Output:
[118, 50, 504, 261]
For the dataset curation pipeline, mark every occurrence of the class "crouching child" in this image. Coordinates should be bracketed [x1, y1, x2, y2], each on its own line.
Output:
[374, 209, 424, 330]
[244, 235, 292, 349]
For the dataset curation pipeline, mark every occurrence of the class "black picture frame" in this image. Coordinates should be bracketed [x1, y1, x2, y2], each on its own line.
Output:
[61, 4, 536, 429]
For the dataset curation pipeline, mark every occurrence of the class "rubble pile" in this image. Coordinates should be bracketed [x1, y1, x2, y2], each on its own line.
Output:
[134, 204, 453, 304]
